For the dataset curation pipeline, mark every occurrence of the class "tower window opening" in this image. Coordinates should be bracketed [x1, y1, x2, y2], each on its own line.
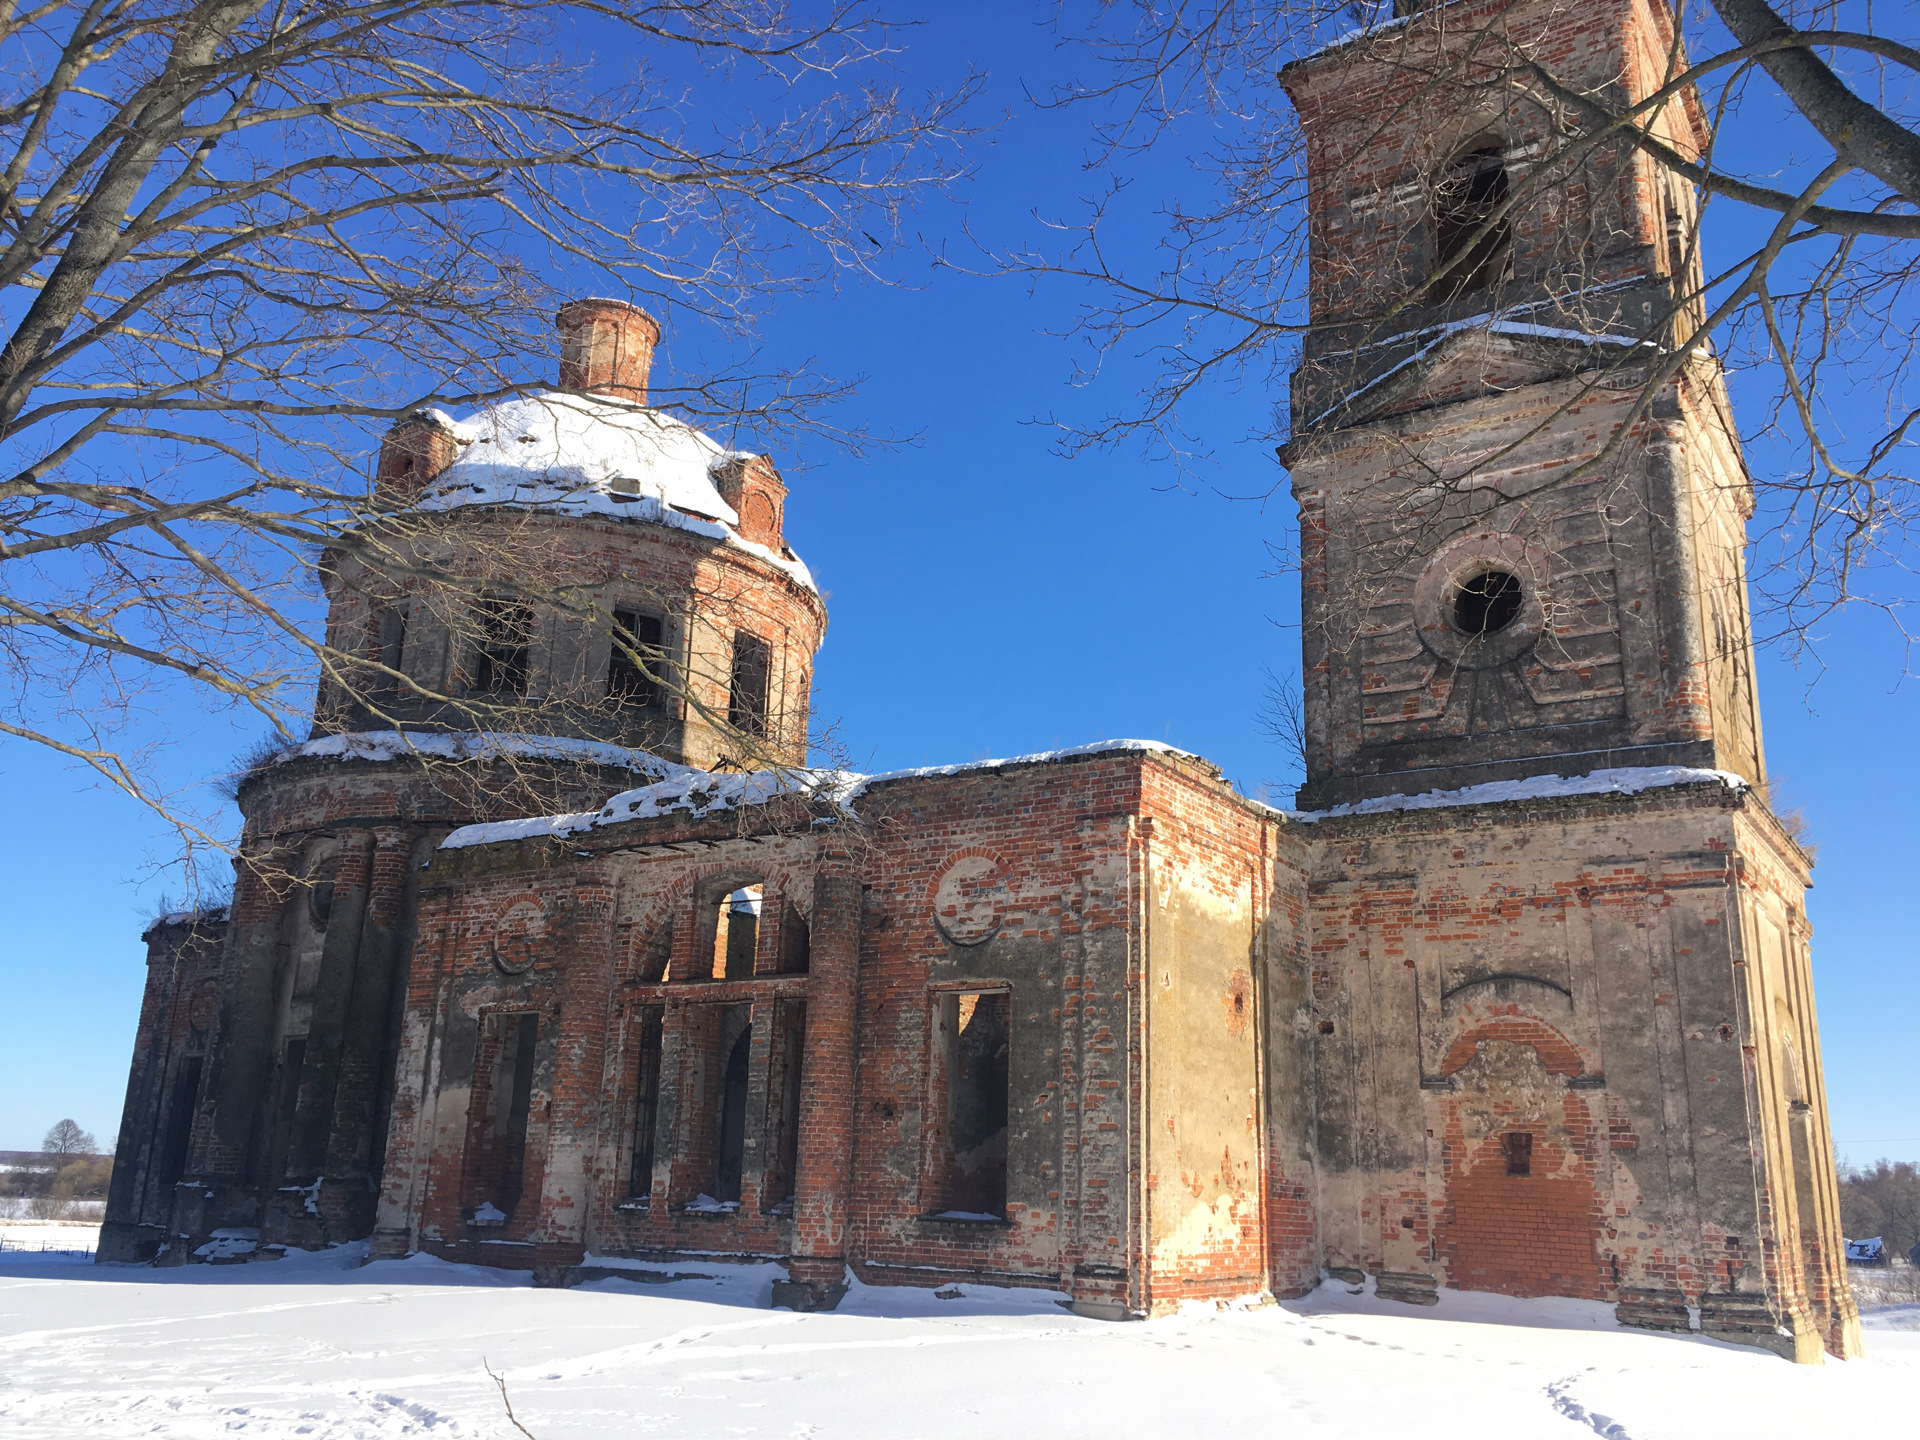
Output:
[1432, 145, 1512, 299]
[1501, 1130, 1533, 1177]
[728, 631, 772, 738]
[372, 606, 407, 698]
[471, 598, 533, 696]
[608, 609, 665, 706]
[1453, 570, 1523, 636]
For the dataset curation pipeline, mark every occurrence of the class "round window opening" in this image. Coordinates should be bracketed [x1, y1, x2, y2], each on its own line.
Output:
[1452, 569, 1523, 636]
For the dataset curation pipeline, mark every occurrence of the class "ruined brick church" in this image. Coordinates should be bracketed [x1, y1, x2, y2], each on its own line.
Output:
[104, 0, 1860, 1362]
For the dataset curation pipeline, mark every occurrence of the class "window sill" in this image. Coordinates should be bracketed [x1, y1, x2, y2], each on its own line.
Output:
[917, 1211, 1012, 1229]
[613, 1196, 651, 1213]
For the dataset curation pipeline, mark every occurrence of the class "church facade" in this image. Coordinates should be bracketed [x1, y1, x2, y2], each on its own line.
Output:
[103, 0, 1860, 1362]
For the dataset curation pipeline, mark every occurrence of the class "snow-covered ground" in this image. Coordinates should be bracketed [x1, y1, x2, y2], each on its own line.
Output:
[1, 1224, 1914, 1439]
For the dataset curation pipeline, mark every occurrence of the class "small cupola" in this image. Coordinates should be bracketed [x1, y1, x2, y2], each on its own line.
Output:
[375, 409, 460, 501]
[557, 298, 662, 402]
[712, 453, 788, 549]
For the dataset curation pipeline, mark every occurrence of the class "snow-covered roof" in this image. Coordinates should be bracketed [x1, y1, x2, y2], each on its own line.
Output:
[412, 392, 816, 592]
[437, 739, 1199, 851]
[421, 744, 1750, 854]
[1288, 766, 1749, 823]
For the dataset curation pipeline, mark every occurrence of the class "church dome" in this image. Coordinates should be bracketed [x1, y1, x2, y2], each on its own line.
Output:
[425, 391, 743, 523]
[408, 393, 811, 590]
[375, 300, 812, 590]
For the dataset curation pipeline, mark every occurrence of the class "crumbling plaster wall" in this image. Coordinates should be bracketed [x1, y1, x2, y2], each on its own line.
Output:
[1291, 368, 1756, 806]
[1298, 781, 1856, 1357]
[843, 755, 1152, 1307]
[1133, 763, 1291, 1311]
[373, 818, 824, 1277]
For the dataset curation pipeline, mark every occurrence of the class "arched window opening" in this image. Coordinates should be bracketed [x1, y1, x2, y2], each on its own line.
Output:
[708, 886, 761, 980]
[371, 605, 407, 700]
[1432, 145, 1511, 299]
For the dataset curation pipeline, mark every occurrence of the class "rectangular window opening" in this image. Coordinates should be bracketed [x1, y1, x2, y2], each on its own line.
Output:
[472, 598, 533, 696]
[269, 1037, 307, 1181]
[762, 1000, 805, 1215]
[373, 605, 408, 697]
[712, 1006, 753, 1205]
[927, 990, 1010, 1220]
[467, 1012, 539, 1221]
[727, 631, 771, 738]
[157, 1055, 203, 1192]
[608, 609, 665, 706]
[1502, 1130, 1533, 1177]
[628, 1007, 665, 1201]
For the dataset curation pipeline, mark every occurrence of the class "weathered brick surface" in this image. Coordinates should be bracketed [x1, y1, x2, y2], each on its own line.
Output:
[102, 7, 1860, 1358]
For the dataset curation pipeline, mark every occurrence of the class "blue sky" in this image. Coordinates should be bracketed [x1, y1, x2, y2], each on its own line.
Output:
[3, 3, 1915, 1173]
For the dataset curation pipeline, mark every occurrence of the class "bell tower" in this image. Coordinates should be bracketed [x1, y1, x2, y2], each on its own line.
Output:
[1281, 0, 1764, 807]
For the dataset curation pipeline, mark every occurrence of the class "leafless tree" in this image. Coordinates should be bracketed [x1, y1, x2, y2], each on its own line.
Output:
[41, 1118, 95, 1157]
[0, 0, 974, 871]
[1017, 0, 1919, 662]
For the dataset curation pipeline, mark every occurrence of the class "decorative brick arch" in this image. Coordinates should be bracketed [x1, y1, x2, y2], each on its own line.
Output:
[1438, 1011, 1587, 1080]
[1434, 1013, 1605, 1301]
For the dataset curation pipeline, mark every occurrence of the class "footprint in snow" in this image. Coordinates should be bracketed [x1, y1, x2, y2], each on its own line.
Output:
[1545, 1374, 1633, 1440]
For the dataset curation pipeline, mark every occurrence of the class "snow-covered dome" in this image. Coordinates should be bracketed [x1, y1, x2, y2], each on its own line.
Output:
[427, 392, 740, 521]
[414, 391, 814, 591]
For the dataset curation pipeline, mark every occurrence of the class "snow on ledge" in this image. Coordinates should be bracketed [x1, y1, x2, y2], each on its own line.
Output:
[842, 738, 1197, 803]
[143, 903, 231, 938]
[271, 729, 686, 775]
[438, 739, 1199, 851]
[1289, 766, 1750, 823]
[1304, 315, 1649, 429]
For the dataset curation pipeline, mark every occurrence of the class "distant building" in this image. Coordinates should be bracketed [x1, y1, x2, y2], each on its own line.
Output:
[104, 0, 1859, 1364]
[1845, 1238, 1885, 1266]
